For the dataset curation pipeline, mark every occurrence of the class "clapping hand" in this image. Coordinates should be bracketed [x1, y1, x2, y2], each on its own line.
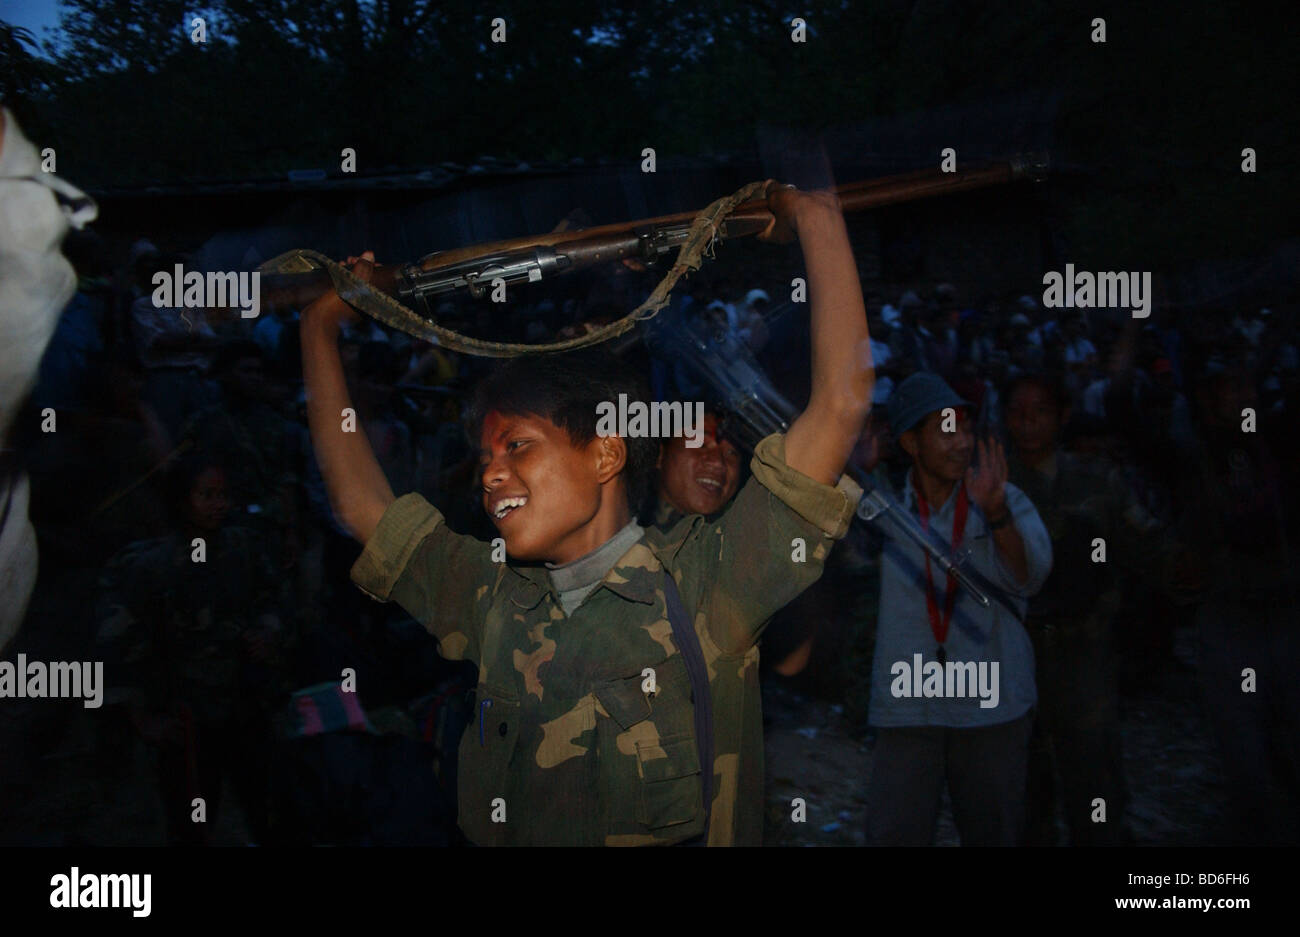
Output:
[965, 434, 1009, 518]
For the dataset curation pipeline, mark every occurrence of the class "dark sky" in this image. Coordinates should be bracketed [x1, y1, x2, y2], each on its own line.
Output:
[1, 0, 62, 35]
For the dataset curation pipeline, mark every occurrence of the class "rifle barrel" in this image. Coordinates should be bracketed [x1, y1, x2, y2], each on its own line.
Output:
[415, 161, 1024, 268]
[259, 158, 1039, 309]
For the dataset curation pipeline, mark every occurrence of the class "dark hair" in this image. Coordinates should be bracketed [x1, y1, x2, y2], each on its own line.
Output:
[1002, 371, 1068, 417]
[466, 349, 658, 510]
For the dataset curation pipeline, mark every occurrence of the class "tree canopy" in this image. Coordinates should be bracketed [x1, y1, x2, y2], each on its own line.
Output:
[2, 0, 1293, 265]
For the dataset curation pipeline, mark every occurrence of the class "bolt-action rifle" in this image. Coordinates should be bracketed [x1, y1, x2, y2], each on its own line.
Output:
[265, 154, 1046, 618]
[261, 156, 1047, 320]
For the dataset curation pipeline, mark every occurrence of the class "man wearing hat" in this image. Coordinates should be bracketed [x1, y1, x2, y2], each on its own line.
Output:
[864, 372, 1052, 845]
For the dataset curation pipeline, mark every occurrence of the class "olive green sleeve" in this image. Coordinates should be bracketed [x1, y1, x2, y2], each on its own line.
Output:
[679, 432, 863, 655]
[349, 492, 493, 662]
[747, 432, 864, 540]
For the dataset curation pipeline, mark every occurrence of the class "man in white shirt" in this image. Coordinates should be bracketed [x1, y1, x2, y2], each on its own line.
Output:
[865, 372, 1053, 845]
[0, 107, 97, 650]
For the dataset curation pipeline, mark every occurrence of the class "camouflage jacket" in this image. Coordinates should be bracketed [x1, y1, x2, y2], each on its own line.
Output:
[351, 432, 862, 846]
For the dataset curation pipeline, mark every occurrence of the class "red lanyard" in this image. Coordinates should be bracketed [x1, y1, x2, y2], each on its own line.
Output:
[916, 480, 969, 648]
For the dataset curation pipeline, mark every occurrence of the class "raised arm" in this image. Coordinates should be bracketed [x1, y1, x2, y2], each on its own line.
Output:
[765, 185, 874, 484]
[300, 252, 395, 543]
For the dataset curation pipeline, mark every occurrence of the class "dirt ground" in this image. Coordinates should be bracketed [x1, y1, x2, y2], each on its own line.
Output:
[1, 613, 1230, 847]
[761, 622, 1229, 846]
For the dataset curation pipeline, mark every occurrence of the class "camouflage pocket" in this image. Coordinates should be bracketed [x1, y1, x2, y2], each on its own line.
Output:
[456, 687, 519, 845]
[636, 733, 702, 829]
[594, 654, 705, 841]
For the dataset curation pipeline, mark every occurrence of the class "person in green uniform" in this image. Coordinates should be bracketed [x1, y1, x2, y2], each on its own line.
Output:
[649, 409, 823, 679]
[648, 409, 743, 530]
[299, 182, 874, 845]
[1003, 372, 1169, 844]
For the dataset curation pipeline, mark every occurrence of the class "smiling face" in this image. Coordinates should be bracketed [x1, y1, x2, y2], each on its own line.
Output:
[655, 413, 741, 516]
[479, 410, 629, 564]
[900, 408, 974, 486]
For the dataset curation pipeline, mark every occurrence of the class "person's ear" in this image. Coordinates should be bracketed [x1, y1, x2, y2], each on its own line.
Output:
[595, 435, 627, 485]
[655, 443, 664, 471]
[898, 429, 918, 459]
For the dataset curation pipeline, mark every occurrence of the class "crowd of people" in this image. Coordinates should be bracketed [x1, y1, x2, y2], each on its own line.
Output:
[6, 176, 1299, 845]
[757, 278, 1300, 846]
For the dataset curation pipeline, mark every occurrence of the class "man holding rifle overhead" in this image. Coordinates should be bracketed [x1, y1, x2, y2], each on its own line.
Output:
[298, 182, 873, 845]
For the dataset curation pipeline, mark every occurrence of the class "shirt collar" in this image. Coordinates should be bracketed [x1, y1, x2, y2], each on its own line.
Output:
[590, 515, 704, 606]
[505, 521, 669, 609]
[546, 520, 644, 592]
[902, 467, 963, 516]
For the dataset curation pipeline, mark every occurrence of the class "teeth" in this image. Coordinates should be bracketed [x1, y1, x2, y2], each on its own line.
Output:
[696, 478, 722, 489]
[493, 496, 528, 518]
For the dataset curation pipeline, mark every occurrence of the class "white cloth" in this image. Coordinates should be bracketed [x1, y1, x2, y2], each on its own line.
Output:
[0, 110, 90, 438]
[0, 109, 96, 650]
[0, 474, 37, 651]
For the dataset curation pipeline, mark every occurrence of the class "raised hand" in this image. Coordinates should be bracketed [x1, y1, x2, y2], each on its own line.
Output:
[302, 250, 376, 328]
[757, 180, 800, 244]
[756, 181, 842, 245]
[965, 435, 1009, 518]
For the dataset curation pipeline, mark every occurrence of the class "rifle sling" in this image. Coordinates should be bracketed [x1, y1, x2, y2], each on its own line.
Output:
[661, 569, 714, 845]
[259, 181, 768, 358]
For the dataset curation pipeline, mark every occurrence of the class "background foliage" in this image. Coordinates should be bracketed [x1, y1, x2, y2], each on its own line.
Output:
[2, 0, 1294, 265]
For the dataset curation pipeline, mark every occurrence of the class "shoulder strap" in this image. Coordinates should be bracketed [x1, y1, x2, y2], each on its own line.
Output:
[661, 569, 713, 843]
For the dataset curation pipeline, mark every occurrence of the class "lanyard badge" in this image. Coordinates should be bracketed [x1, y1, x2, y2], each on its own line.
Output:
[916, 482, 970, 663]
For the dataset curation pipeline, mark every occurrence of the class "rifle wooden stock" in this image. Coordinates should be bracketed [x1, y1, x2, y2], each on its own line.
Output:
[260, 158, 1039, 310]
